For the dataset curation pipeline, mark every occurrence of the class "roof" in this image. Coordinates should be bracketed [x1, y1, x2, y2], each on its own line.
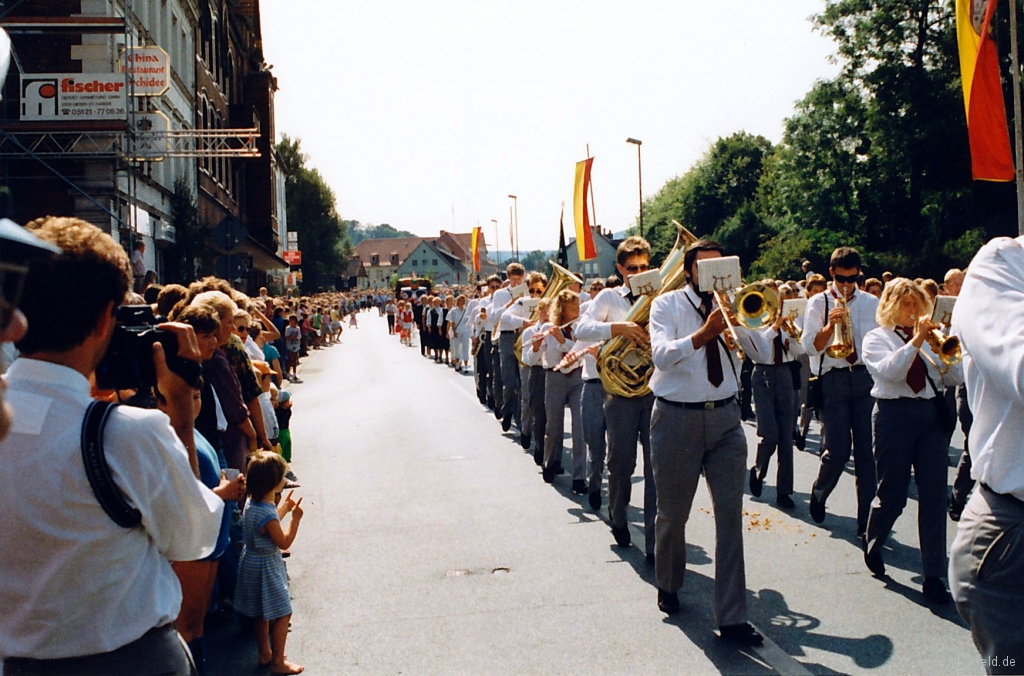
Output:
[353, 236, 429, 266]
[340, 257, 366, 278]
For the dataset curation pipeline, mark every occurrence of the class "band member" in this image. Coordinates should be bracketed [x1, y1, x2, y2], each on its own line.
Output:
[800, 247, 879, 535]
[412, 295, 427, 358]
[492, 263, 528, 431]
[950, 236, 1024, 671]
[647, 240, 762, 645]
[861, 278, 961, 603]
[478, 275, 502, 411]
[509, 273, 546, 448]
[537, 290, 585, 489]
[525, 299, 553, 465]
[576, 237, 656, 557]
[748, 289, 803, 508]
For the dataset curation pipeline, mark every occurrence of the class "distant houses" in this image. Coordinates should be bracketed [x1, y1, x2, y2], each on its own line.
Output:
[352, 230, 498, 289]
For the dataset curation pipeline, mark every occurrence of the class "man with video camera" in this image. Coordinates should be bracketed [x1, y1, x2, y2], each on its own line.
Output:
[0, 217, 224, 675]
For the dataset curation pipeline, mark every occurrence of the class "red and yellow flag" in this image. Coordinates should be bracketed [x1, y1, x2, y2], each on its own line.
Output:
[573, 158, 597, 261]
[471, 226, 481, 273]
[957, 0, 1014, 181]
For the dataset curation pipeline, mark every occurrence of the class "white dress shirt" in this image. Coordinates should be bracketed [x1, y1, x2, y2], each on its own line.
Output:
[539, 324, 575, 369]
[498, 297, 532, 332]
[488, 288, 513, 333]
[0, 359, 223, 659]
[244, 335, 264, 362]
[747, 325, 804, 365]
[862, 326, 963, 399]
[952, 235, 1024, 500]
[447, 306, 468, 337]
[649, 285, 758, 403]
[799, 284, 879, 372]
[521, 324, 543, 367]
[576, 286, 635, 381]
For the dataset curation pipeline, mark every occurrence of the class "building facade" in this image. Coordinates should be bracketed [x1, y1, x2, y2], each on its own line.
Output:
[353, 230, 496, 289]
[562, 226, 623, 281]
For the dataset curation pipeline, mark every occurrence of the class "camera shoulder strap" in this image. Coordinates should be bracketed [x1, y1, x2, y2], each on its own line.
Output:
[80, 401, 143, 528]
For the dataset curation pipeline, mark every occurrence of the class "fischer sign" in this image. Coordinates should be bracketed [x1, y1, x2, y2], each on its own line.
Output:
[120, 47, 170, 97]
[20, 74, 127, 120]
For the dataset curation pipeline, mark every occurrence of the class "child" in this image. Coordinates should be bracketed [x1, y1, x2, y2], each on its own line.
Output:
[285, 315, 301, 382]
[235, 451, 305, 675]
[276, 390, 294, 465]
[349, 307, 359, 329]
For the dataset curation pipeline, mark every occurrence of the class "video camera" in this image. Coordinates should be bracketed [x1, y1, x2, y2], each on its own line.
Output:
[94, 305, 203, 392]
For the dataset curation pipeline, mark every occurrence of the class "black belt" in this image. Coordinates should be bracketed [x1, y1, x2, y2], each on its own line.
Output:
[980, 483, 1024, 507]
[825, 364, 867, 373]
[585, 378, 601, 384]
[656, 396, 736, 410]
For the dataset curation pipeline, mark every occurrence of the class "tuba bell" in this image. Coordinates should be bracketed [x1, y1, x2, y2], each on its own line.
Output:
[596, 221, 698, 398]
[515, 261, 583, 365]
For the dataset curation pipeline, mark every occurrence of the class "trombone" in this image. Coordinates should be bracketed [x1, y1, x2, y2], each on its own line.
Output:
[712, 283, 780, 361]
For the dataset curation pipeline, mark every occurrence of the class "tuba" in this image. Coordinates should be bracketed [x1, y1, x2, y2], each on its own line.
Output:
[597, 221, 698, 398]
[514, 261, 583, 365]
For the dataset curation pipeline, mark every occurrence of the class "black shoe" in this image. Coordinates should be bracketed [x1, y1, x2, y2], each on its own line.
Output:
[571, 479, 587, 494]
[542, 466, 554, 484]
[487, 398, 496, 410]
[922, 577, 952, 605]
[657, 588, 680, 615]
[520, 432, 531, 449]
[794, 431, 806, 451]
[501, 414, 512, 432]
[809, 493, 826, 524]
[949, 500, 965, 522]
[611, 524, 631, 547]
[588, 491, 602, 511]
[493, 407, 502, 420]
[719, 623, 763, 646]
[776, 494, 795, 509]
[863, 541, 886, 578]
[534, 447, 543, 466]
[749, 467, 763, 498]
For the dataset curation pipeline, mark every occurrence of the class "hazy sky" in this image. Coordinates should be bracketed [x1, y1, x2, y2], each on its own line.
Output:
[260, 1, 839, 252]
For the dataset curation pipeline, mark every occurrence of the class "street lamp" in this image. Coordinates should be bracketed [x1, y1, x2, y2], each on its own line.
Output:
[507, 194, 519, 263]
[490, 219, 500, 266]
[626, 138, 643, 239]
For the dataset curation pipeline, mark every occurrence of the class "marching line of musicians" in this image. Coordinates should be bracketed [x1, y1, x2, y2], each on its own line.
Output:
[393, 235, 1020, 663]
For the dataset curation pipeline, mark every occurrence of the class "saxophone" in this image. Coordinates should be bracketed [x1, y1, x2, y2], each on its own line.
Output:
[596, 222, 698, 398]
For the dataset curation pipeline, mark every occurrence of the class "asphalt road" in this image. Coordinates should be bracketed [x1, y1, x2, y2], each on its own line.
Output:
[209, 311, 982, 675]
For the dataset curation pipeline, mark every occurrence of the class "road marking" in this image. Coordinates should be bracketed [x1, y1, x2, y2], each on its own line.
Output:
[751, 626, 813, 676]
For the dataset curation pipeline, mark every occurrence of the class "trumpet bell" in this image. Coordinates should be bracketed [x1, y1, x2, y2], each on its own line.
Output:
[732, 283, 779, 331]
[928, 331, 962, 366]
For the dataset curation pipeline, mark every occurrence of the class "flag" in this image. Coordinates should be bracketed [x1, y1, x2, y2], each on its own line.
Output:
[573, 158, 597, 260]
[557, 203, 569, 268]
[957, 0, 1014, 181]
[471, 226, 481, 273]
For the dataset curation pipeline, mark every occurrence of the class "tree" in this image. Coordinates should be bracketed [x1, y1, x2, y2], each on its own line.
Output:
[167, 174, 207, 284]
[519, 250, 552, 276]
[346, 221, 417, 246]
[277, 135, 348, 292]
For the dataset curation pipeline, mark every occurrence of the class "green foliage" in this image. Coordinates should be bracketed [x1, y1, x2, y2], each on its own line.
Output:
[167, 174, 207, 284]
[346, 221, 417, 246]
[277, 135, 348, 292]
[519, 250, 553, 275]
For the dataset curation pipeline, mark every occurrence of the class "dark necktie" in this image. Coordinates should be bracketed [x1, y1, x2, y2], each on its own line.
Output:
[702, 302, 724, 387]
[773, 333, 784, 365]
[896, 328, 926, 394]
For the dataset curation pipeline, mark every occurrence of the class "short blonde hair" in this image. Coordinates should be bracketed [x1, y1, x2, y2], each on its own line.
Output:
[192, 290, 236, 320]
[876, 277, 931, 329]
[552, 289, 579, 325]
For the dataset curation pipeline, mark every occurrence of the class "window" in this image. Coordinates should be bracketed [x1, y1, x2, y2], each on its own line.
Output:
[411, 259, 418, 267]
[432, 259, 438, 266]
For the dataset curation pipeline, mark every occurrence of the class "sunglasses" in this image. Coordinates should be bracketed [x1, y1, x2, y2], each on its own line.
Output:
[833, 274, 859, 284]
[624, 264, 651, 273]
[529, 287, 544, 295]
[236, 325, 249, 332]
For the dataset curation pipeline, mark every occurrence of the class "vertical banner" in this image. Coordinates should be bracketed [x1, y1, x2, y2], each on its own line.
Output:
[573, 158, 597, 261]
[471, 226, 481, 273]
[957, 0, 1015, 181]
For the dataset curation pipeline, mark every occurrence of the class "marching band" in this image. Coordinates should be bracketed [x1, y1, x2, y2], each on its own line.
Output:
[393, 232, 1013, 655]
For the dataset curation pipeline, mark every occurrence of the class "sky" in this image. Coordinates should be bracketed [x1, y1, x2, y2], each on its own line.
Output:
[260, 1, 840, 252]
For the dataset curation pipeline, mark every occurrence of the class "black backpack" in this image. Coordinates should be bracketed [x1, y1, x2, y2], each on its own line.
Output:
[80, 401, 142, 528]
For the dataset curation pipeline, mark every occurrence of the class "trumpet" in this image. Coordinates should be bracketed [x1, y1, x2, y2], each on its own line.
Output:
[780, 312, 802, 341]
[711, 283, 780, 361]
[925, 328, 961, 372]
[825, 293, 855, 359]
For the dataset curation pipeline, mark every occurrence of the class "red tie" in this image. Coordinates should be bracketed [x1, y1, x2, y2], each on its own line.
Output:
[896, 328, 926, 393]
[702, 302, 724, 387]
[773, 334, 784, 365]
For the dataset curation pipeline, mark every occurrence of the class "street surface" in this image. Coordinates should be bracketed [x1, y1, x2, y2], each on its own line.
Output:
[210, 311, 982, 675]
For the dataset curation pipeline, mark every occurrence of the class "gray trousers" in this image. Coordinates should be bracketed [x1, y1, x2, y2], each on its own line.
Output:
[544, 369, 585, 479]
[529, 365, 547, 452]
[520, 365, 532, 438]
[489, 336, 503, 410]
[3, 625, 194, 676]
[951, 384, 976, 508]
[950, 486, 1024, 674]
[752, 363, 796, 496]
[650, 399, 748, 627]
[583, 380, 607, 496]
[605, 392, 656, 556]
[811, 367, 877, 533]
[865, 398, 948, 578]
[499, 332, 521, 425]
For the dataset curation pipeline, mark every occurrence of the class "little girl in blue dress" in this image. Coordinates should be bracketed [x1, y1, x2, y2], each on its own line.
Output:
[235, 451, 305, 674]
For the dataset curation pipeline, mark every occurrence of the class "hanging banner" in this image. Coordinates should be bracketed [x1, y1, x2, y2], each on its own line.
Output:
[20, 74, 126, 121]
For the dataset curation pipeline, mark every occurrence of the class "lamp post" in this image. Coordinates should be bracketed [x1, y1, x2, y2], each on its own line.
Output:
[490, 218, 500, 267]
[508, 194, 519, 262]
[626, 137, 643, 239]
